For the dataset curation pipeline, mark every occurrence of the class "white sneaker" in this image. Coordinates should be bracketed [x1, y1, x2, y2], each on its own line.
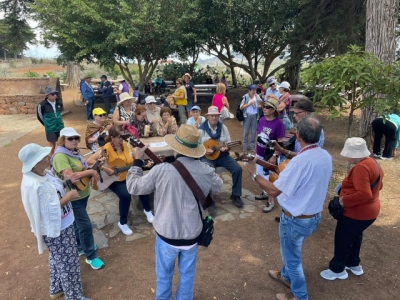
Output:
[320, 269, 348, 280]
[144, 210, 154, 223]
[118, 222, 133, 235]
[345, 265, 364, 276]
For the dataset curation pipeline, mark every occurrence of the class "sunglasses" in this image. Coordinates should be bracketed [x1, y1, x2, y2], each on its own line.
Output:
[263, 106, 274, 109]
[96, 114, 107, 117]
[49, 92, 58, 96]
[269, 83, 275, 87]
[66, 136, 80, 141]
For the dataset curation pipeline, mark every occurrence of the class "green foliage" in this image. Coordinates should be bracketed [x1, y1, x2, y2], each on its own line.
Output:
[160, 63, 207, 84]
[23, 70, 40, 78]
[60, 71, 67, 82]
[46, 71, 55, 78]
[84, 71, 97, 79]
[105, 65, 122, 80]
[302, 45, 400, 137]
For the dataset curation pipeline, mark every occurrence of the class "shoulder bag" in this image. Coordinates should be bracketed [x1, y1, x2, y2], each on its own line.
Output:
[172, 161, 214, 247]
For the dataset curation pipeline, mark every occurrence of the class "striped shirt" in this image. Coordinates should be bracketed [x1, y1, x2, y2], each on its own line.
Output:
[274, 145, 332, 216]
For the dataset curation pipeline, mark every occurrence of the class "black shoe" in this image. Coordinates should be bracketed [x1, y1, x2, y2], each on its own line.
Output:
[275, 216, 280, 223]
[208, 201, 217, 216]
[230, 195, 244, 208]
[255, 191, 268, 200]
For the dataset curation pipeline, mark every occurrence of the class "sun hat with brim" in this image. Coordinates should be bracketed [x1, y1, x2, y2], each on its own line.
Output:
[145, 96, 157, 104]
[267, 77, 276, 85]
[290, 99, 315, 112]
[19, 143, 52, 173]
[340, 137, 371, 158]
[93, 107, 107, 116]
[164, 125, 206, 158]
[205, 106, 221, 116]
[60, 127, 81, 137]
[191, 105, 201, 111]
[45, 86, 58, 96]
[278, 81, 290, 89]
[264, 98, 279, 110]
[118, 92, 135, 105]
[182, 73, 192, 80]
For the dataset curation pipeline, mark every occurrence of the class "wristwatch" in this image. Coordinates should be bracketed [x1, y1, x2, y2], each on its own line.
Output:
[252, 172, 259, 181]
[272, 153, 278, 157]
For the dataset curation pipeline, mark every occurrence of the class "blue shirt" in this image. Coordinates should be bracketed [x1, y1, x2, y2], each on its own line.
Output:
[81, 82, 95, 100]
[274, 145, 332, 216]
[265, 87, 281, 101]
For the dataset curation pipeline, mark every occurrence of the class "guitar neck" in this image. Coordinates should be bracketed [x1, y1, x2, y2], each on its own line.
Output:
[255, 158, 279, 173]
[144, 148, 163, 164]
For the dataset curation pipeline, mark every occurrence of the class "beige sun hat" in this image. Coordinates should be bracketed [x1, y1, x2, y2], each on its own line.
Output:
[340, 137, 371, 158]
[164, 125, 206, 158]
[118, 92, 135, 105]
[182, 73, 192, 80]
[205, 106, 221, 116]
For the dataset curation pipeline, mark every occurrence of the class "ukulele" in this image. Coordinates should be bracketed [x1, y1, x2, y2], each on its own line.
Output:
[73, 158, 103, 191]
[203, 139, 242, 160]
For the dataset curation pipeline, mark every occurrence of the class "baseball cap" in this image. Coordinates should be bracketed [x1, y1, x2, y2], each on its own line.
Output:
[191, 106, 201, 111]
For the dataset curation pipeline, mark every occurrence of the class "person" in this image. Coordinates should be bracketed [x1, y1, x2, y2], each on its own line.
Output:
[277, 81, 293, 130]
[240, 84, 263, 152]
[52, 127, 105, 270]
[265, 76, 281, 101]
[183, 73, 197, 114]
[97, 75, 113, 114]
[126, 125, 223, 300]
[18, 143, 91, 300]
[254, 98, 285, 213]
[153, 75, 163, 94]
[221, 76, 228, 89]
[205, 75, 213, 84]
[154, 107, 178, 136]
[145, 95, 161, 124]
[87, 126, 154, 235]
[198, 106, 245, 211]
[81, 75, 95, 121]
[130, 104, 153, 137]
[212, 83, 230, 119]
[116, 79, 129, 102]
[145, 80, 153, 94]
[214, 74, 220, 84]
[187, 106, 205, 128]
[172, 77, 188, 124]
[37, 86, 64, 156]
[246, 116, 332, 300]
[371, 114, 400, 160]
[85, 107, 112, 152]
[320, 137, 383, 281]
[112, 92, 136, 126]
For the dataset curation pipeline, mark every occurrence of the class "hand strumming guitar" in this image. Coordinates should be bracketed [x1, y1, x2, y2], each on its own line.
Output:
[135, 144, 149, 160]
[206, 148, 215, 155]
[220, 146, 229, 152]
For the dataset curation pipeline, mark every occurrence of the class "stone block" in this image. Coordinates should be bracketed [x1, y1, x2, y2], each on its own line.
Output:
[215, 213, 235, 222]
[93, 230, 109, 249]
[1, 104, 8, 109]
[4, 109, 11, 115]
[19, 106, 28, 114]
[0, 109, 4, 114]
[28, 108, 36, 114]
[0, 99, 5, 104]
[9, 107, 18, 114]
[18, 101, 25, 106]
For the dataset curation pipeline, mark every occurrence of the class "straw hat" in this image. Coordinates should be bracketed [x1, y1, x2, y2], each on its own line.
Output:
[264, 98, 279, 110]
[340, 137, 370, 158]
[18, 143, 52, 173]
[182, 73, 192, 80]
[205, 106, 220, 116]
[118, 92, 135, 106]
[164, 125, 206, 158]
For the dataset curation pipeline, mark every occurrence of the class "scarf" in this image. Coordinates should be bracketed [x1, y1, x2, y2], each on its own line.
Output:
[198, 120, 222, 140]
[52, 146, 88, 169]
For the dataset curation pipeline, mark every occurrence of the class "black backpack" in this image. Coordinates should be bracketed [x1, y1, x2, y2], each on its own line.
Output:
[236, 97, 245, 121]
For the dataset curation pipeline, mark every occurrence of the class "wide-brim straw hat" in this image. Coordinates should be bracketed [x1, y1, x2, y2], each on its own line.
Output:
[164, 125, 206, 158]
[340, 137, 370, 158]
[182, 73, 192, 80]
[19, 143, 52, 173]
[118, 92, 135, 105]
[264, 98, 279, 110]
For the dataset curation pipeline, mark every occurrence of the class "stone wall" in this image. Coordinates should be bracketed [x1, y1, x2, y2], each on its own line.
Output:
[0, 77, 62, 115]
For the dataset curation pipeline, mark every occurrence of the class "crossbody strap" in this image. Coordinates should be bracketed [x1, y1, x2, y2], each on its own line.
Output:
[370, 159, 381, 190]
[171, 160, 205, 219]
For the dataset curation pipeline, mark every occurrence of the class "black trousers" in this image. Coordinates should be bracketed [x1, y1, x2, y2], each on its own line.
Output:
[103, 96, 112, 114]
[329, 216, 375, 273]
[372, 118, 397, 157]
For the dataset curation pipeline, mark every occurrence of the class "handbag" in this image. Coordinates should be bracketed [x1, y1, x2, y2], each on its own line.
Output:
[220, 106, 231, 120]
[172, 161, 214, 247]
[329, 159, 381, 220]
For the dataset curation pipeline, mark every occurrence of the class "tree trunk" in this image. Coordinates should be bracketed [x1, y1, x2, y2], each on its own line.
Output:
[284, 61, 301, 90]
[360, 0, 398, 138]
[66, 61, 81, 88]
[230, 66, 237, 87]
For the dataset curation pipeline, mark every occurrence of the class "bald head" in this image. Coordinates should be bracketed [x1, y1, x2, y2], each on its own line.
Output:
[297, 116, 322, 144]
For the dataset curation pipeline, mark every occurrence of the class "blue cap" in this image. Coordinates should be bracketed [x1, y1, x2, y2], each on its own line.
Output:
[191, 105, 201, 111]
[248, 84, 257, 90]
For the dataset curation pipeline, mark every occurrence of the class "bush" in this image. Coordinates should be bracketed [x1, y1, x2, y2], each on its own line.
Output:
[46, 71, 56, 78]
[23, 70, 41, 78]
[60, 71, 67, 82]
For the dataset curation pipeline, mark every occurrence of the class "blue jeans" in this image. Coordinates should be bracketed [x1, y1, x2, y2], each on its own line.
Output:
[201, 152, 242, 197]
[85, 98, 95, 120]
[186, 98, 194, 111]
[279, 212, 321, 300]
[242, 114, 258, 150]
[155, 235, 198, 300]
[70, 196, 97, 260]
[178, 105, 187, 124]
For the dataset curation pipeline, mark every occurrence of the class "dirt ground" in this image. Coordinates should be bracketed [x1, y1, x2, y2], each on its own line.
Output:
[0, 85, 399, 300]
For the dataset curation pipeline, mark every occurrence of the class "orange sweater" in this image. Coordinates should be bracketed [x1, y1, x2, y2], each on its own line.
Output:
[341, 157, 383, 220]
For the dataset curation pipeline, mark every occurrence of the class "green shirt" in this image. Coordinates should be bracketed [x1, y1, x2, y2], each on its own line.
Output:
[52, 153, 91, 200]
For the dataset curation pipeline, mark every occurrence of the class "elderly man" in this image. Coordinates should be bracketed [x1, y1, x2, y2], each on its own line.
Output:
[145, 95, 161, 123]
[98, 75, 113, 114]
[37, 86, 64, 155]
[81, 75, 95, 121]
[247, 116, 332, 300]
[265, 76, 281, 101]
[126, 125, 222, 300]
[198, 106, 245, 212]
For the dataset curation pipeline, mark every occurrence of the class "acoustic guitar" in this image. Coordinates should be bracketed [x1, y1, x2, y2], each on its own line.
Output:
[73, 159, 102, 191]
[203, 139, 242, 160]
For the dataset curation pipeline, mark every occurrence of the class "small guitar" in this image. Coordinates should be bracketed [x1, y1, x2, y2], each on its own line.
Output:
[73, 159, 103, 191]
[203, 139, 242, 160]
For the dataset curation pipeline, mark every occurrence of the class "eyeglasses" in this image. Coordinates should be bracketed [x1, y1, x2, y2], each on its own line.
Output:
[263, 106, 274, 109]
[293, 111, 305, 116]
[111, 135, 121, 139]
[66, 136, 80, 141]
[96, 114, 106, 117]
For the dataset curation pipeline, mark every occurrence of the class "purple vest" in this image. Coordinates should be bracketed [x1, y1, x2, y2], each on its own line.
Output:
[117, 81, 130, 101]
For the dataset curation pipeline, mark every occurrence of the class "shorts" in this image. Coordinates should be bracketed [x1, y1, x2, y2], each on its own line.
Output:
[46, 131, 60, 143]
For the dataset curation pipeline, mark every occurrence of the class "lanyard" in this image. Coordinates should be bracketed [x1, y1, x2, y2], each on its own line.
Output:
[298, 143, 319, 155]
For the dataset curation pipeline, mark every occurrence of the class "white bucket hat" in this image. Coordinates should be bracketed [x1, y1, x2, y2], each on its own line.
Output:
[145, 96, 157, 104]
[60, 127, 81, 137]
[18, 143, 52, 173]
[340, 137, 371, 158]
[278, 81, 290, 89]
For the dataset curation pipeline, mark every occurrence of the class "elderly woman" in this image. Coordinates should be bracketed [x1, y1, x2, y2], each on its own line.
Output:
[130, 104, 154, 137]
[154, 107, 178, 137]
[172, 77, 187, 124]
[212, 83, 230, 121]
[145, 95, 161, 124]
[371, 114, 400, 160]
[113, 92, 136, 126]
[187, 105, 205, 128]
[254, 98, 285, 212]
[18, 143, 90, 300]
[87, 126, 154, 235]
[277, 81, 293, 130]
[320, 137, 383, 280]
[52, 127, 105, 270]
[85, 107, 112, 152]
